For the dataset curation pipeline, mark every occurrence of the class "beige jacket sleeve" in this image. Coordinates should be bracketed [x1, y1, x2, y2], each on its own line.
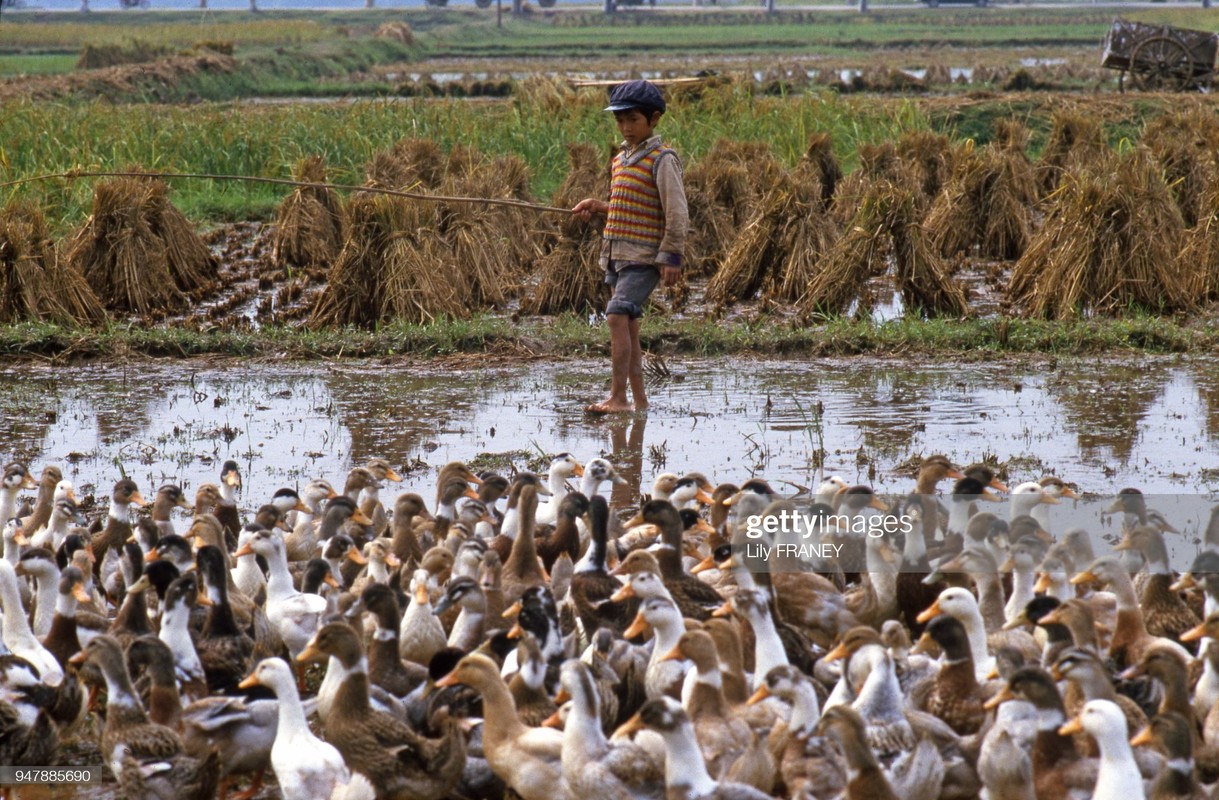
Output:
[654, 150, 688, 268]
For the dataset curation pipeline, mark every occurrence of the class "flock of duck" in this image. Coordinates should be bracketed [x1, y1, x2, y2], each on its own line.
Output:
[1, 452, 1218, 800]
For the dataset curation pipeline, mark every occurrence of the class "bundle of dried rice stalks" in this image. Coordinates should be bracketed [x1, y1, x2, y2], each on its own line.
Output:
[800, 188, 891, 316]
[365, 138, 447, 192]
[831, 142, 921, 227]
[896, 130, 954, 200]
[66, 175, 218, 315]
[1011, 147, 1192, 319]
[924, 140, 1039, 260]
[308, 194, 463, 328]
[1178, 183, 1219, 300]
[1144, 108, 1219, 228]
[523, 143, 610, 315]
[271, 155, 345, 273]
[705, 172, 837, 307]
[889, 189, 968, 317]
[1036, 110, 1108, 197]
[993, 119, 1031, 154]
[792, 133, 842, 210]
[801, 181, 966, 317]
[0, 202, 105, 326]
[683, 139, 784, 276]
[437, 152, 541, 307]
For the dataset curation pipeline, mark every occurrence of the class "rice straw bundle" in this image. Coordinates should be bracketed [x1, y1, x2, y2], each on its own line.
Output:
[0, 202, 105, 326]
[271, 155, 345, 273]
[1011, 148, 1192, 319]
[365, 138, 447, 192]
[993, 119, 1031, 154]
[924, 140, 1039, 260]
[523, 143, 609, 315]
[831, 142, 920, 227]
[800, 187, 893, 316]
[705, 180, 793, 308]
[896, 130, 954, 200]
[1036, 110, 1108, 197]
[706, 169, 838, 307]
[889, 189, 969, 317]
[1144, 109, 1219, 228]
[1178, 183, 1219, 300]
[308, 194, 463, 328]
[66, 175, 217, 315]
[772, 184, 838, 302]
[792, 133, 842, 210]
[683, 140, 783, 277]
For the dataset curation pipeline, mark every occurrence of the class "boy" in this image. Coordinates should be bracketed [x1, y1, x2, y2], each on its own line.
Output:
[573, 79, 688, 414]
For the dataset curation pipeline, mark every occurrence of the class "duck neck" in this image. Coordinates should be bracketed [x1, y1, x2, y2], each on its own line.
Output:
[54, 588, 78, 620]
[565, 689, 607, 755]
[0, 490, 18, 530]
[108, 497, 131, 524]
[1, 569, 38, 647]
[972, 572, 1007, 633]
[688, 661, 730, 718]
[547, 469, 570, 501]
[367, 558, 389, 585]
[475, 675, 529, 748]
[160, 603, 202, 674]
[219, 482, 238, 505]
[31, 569, 59, 637]
[854, 647, 904, 718]
[1095, 729, 1140, 790]
[100, 658, 144, 715]
[330, 655, 372, 715]
[661, 723, 718, 797]
[1048, 574, 1073, 600]
[1006, 567, 1036, 622]
[946, 501, 972, 538]
[263, 548, 297, 603]
[578, 472, 604, 498]
[745, 607, 789, 688]
[271, 674, 312, 738]
[788, 679, 822, 735]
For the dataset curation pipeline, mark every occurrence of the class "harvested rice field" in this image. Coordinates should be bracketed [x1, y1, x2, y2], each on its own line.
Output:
[9, 6, 1219, 800]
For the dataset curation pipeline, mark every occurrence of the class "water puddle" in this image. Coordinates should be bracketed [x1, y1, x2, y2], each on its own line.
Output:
[4, 356, 1219, 524]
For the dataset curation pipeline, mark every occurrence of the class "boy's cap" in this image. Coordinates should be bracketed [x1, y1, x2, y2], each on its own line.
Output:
[604, 80, 666, 114]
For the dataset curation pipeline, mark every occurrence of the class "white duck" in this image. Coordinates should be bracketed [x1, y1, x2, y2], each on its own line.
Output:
[558, 659, 663, 800]
[235, 530, 325, 664]
[239, 658, 374, 800]
[535, 454, 584, 528]
[0, 559, 63, 686]
[0, 464, 35, 535]
[917, 587, 995, 682]
[28, 482, 78, 549]
[1009, 481, 1058, 523]
[232, 526, 267, 602]
[1058, 699, 1146, 800]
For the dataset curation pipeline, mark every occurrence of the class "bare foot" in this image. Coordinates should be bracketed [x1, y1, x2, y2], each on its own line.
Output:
[586, 399, 634, 414]
[633, 399, 649, 411]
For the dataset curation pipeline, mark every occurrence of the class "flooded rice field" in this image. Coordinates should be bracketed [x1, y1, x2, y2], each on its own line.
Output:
[4, 353, 1219, 508]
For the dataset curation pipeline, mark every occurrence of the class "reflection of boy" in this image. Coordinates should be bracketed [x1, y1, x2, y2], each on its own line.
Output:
[572, 79, 688, 414]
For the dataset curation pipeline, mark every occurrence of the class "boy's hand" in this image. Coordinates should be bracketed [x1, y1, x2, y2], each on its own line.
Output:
[660, 266, 682, 287]
[571, 199, 607, 221]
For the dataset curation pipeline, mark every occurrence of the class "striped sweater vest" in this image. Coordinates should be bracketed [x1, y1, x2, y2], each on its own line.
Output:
[603, 144, 674, 250]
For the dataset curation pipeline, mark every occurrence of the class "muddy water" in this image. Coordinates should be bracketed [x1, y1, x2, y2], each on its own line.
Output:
[4, 354, 1219, 513]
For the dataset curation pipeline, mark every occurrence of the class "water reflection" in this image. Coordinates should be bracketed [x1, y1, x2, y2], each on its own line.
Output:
[1, 356, 1218, 517]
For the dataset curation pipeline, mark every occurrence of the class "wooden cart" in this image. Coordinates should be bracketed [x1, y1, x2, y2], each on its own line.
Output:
[1102, 19, 1218, 92]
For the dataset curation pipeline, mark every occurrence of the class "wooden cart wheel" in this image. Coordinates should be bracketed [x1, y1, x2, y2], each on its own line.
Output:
[1130, 36, 1194, 91]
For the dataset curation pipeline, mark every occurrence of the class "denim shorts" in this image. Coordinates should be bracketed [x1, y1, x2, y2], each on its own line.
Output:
[605, 263, 660, 319]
